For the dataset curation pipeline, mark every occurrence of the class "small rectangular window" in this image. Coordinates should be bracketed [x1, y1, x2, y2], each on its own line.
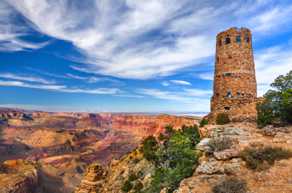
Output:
[225, 37, 231, 44]
[245, 35, 249, 43]
[226, 91, 232, 98]
[236, 35, 241, 43]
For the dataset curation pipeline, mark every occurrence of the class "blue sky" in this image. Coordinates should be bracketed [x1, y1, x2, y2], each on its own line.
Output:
[0, 0, 292, 113]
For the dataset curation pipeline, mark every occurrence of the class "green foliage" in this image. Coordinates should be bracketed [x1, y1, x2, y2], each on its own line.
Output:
[216, 113, 230, 125]
[256, 100, 273, 128]
[122, 173, 139, 192]
[199, 118, 208, 127]
[141, 136, 159, 161]
[141, 125, 201, 193]
[271, 70, 292, 91]
[212, 178, 247, 193]
[181, 125, 201, 146]
[209, 137, 233, 152]
[128, 173, 138, 181]
[133, 181, 143, 192]
[240, 146, 292, 171]
[257, 71, 292, 127]
[122, 179, 133, 192]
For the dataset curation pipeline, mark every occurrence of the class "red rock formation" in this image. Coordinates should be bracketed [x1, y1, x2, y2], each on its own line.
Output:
[0, 108, 199, 193]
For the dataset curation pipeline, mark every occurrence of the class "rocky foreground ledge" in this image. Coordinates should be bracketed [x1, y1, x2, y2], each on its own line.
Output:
[177, 123, 292, 193]
[75, 122, 292, 193]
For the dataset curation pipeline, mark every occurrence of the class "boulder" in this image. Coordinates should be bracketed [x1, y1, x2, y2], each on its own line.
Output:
[213, 149, 240, 160]
[196, 138, 212, 152]
[195, 160, 223, 175]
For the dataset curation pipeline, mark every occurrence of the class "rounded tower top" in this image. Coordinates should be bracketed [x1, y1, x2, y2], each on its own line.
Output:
[216, 27, 252, 49]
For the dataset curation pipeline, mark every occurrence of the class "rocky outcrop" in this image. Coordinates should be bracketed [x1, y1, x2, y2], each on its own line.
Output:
[74, 163, 106, 193]
[0, 160, 38, 193]
[74, 149, 156, 193]
[176, 123, 292, 193]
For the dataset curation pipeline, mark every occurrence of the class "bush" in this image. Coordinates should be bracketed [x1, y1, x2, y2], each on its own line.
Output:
[141, 136, 158, 161]
[209, 137, 233, 152]
[212, 178, 247, 193]
[240, 146, 292, 171]
[256, 101, 274, 128]
[216, 113, 230, 125]
[122, 180, 133, 192]
[257, 71, 292, 127]
[199, 118, 208, 127]
[141, 125, 201, 193]
[133, 181, 143, 192]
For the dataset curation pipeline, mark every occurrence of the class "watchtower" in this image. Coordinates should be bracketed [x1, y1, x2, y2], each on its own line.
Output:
[211, 27, 257, 114]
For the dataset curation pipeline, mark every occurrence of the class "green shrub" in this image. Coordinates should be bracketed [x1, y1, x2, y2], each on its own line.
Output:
[257, 71, 292, 127]
[256, 100, 274, 128]
[128, 173, 138, 181]
[141, 125, 201, 193]
[212, 178, 247, 193]
[199, 118, 208, 127]
[240, 146, 292, 171]
[141, 136, 158, 161]
[122, 180, 133, 192]
[216, 113, 230, 125]
[133, 180, 143, 191]
[209, 137, 233, 152]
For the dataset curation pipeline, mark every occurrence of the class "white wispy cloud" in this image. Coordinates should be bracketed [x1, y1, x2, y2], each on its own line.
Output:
[248, 5, 292, 33]
[0, 73, 55, 84]
[254, 43, 292, 95]
[197, 72, 214, 80]
[169, 80, 192, 86]
[138, 88, 212, 102]
[0, 80, 120, 95]
[137, 88, 211, 112]
[2, 0, 292, 80]
[65, 73, 121, 84]
[0, 1, 49, 52]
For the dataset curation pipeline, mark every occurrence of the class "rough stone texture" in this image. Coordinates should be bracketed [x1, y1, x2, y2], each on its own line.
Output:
[196, 138, 212, 152]
[213, 149, 240, 160]
[0, 160, 38, 193]
[176, 123, 292, 193]
[74, 163, 106, 193]
[210, 27, 258, 122]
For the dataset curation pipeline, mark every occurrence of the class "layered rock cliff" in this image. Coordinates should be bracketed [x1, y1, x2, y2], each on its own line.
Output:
[0, 160, 38, 193]
[0, 108, 198, 193]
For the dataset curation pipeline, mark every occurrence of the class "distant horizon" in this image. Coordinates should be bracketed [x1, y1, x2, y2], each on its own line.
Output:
[0, 105, 207, 117]
[1, 1, 291, 112]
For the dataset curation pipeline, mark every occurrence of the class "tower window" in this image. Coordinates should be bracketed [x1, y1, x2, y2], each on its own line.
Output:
[224, 106, 231, 110]
[224, 72, 232, 77]
[236, 35, 241, 43]
[226, 91, 232, 98]
[225, 37, 231, 44]
[245, 35, 250, 43]
[237, 91, 241, 96]
[216, 56, 219, 63]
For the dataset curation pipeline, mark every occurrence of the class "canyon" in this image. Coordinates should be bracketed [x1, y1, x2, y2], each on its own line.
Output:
[0, 108, 198, 193]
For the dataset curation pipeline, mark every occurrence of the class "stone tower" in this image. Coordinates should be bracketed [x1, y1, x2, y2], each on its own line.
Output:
[210, 27, 257, 120]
